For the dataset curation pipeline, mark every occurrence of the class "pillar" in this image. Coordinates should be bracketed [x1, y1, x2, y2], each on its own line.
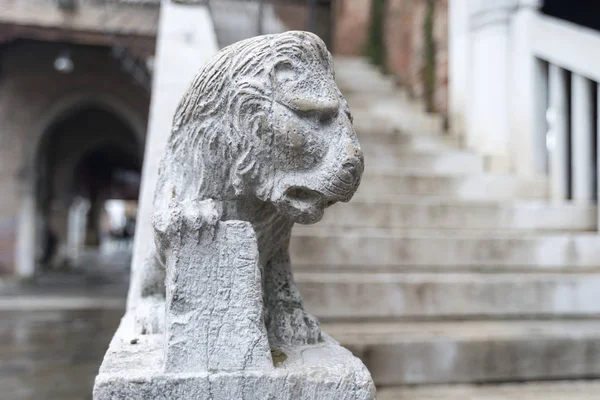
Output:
[467, 0, 518, 168]
[547, 64, 569, 201]
[15, 188, 37, 277]
[448, 0, 470, 137]
[85, 195, 102, 247]
[509, 0, 546, 176]
[571, 74, 595, 203]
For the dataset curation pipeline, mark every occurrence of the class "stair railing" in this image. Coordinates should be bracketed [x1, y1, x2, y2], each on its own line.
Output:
[531, 14, 600, 205]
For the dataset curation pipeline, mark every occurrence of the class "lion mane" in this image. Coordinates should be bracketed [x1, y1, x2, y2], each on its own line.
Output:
[153, 31, 335, 213]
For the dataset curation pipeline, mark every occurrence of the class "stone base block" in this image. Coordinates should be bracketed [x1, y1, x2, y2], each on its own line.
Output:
[94, 314, 375, 400]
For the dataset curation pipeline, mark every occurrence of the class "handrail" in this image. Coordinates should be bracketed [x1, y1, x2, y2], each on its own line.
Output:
[531, 14, 600, 82]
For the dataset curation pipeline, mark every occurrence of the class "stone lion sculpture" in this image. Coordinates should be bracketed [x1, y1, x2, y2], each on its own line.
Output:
[135, 31, 364, 348]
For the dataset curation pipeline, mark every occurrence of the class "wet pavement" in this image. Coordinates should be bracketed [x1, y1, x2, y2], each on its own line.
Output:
[0, 250, 129, 400]
[0, 309, 123, 400]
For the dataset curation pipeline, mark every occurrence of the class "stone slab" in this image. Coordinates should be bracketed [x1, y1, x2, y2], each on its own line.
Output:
[305, 199, 595, 231]
[363, 150, 484, 174]
[290, 229, 600, 268]
[354, 173, 548, 200]
[377, 381, 600, 399]
[357, 130, 459, 151]
[324, 320, 600, 386]
[94, 315, 376, 400]
[295, 272, 600, 319]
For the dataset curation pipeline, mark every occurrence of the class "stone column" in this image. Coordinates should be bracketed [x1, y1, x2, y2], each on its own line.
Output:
[597, 85, 600, 228]
[571, 74, 595, 203]
[509, 0, 547, 176]
[448, 0, 471, 138]
[15, 186, 37, 277]
[84, 194, 102, 247]
[467, 0, 518, 171]
[66, 197, 90, 263]
[547, 64, 569, 201]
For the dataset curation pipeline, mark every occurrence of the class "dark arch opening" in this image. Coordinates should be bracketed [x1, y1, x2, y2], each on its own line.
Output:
[36, 106, 142, 271]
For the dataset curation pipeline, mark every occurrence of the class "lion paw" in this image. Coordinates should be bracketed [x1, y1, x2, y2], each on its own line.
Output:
[267, 303, 322, 345]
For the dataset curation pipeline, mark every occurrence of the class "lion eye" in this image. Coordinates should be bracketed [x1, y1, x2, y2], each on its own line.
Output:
[281, 97, 339, 122]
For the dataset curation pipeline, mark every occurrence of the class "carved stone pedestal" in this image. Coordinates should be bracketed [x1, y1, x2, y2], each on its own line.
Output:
[94, 315, 375, 400]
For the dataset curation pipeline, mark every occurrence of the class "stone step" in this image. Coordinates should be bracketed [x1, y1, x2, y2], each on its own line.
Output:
[336, 75, 397, 97]
[377, 381, 600, 400]
[321, 320, 600, 387]
[354, 173, 548, 200]
[297, 272, 600, 320]
[364, 150, 483, 174]
[311, 200, 595, 231]
[334, 57, 445, 134]
[290, 229, 600, 269]
[334, 58, 396, 94]
[357, 130, 460, 152]
[351, 107, 445, 138]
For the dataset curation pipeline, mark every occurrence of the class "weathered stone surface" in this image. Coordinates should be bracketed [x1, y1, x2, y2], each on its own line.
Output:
[377, 381, 600, 400]
[155, 200, 272, 372]
[327, 320, 600, 386]
[133, 30, 365, 347]
[94, 316, 375, 399]
[96, 30, 374, 399]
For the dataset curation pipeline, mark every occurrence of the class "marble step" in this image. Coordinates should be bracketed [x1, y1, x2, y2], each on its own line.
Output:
[364, 150, 483, 174]
[351, 107, 445, 138]
[290, 228, 600, 269]
[354, 172, 548, 200]
[321, 320, 600, 386]
[357, 130, 460, 152]
[377, 381, 600, 400]
[309, 200, 595, 231]
[298, 272, 600, 320]
[334, 58, 396, 94]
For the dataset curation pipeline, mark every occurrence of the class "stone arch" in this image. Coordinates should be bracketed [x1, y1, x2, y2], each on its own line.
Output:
[16, 92, 146, 277]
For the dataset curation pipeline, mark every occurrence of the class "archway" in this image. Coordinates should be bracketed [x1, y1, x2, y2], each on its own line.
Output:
[34, 106, 142, 272]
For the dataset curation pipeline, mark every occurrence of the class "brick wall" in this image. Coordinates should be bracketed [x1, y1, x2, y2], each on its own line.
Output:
[332, 0, 372, 55]
[274, 3, 332, 47]
[0, 40, 150, 274]
[330, 0, 449, 115]
[384, 0, 448, 115]
[432, 0, 448, 115]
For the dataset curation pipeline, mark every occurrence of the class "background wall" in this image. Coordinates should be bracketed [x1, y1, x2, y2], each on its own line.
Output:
[335, 0, 448, 116]
[332, 0, 372, 55]
[0, 41, 150, 273]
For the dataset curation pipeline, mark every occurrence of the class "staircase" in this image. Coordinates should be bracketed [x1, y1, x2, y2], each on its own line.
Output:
[291, 58, 600, 395]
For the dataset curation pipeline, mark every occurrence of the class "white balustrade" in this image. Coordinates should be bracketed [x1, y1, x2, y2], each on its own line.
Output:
[531, 15, 600, 211]
[547, 64, 569, 201]
[450, 2, 600, 222]
[571, 74, 595, 203]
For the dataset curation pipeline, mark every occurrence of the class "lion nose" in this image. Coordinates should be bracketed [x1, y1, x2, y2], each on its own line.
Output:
[349, 145, 364, 164]
[338, 151, 364, 187]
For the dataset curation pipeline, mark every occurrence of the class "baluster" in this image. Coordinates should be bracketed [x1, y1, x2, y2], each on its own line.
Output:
[571, 73, 595, 202]
[533, 59, 549, 174]
[547, 65, 569, 201]
[597, 82, 600, 229]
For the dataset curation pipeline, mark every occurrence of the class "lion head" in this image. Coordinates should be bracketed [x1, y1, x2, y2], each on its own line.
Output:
[154, 31, 364, 225]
